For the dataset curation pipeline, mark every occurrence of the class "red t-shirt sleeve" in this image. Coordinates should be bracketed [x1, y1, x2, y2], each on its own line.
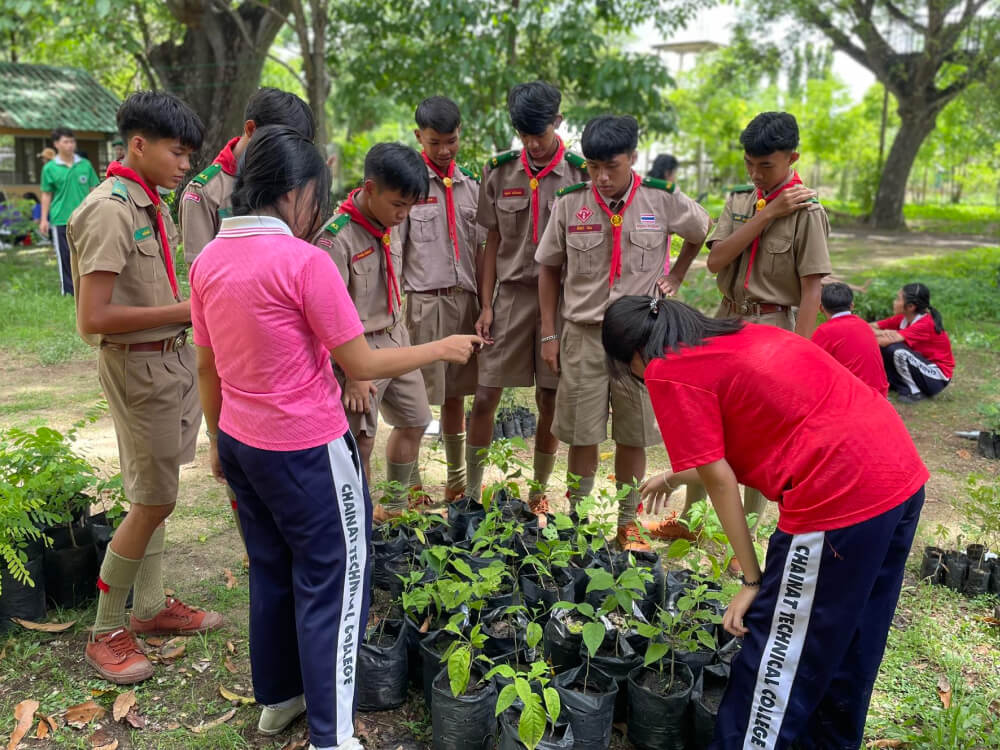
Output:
[646, 375, 726, 472]
[876, 314, 904, 330]
[301, 251, 364, 351]
[899, 315, 935, 349]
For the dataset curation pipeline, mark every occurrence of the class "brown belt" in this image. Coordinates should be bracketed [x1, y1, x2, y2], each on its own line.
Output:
[418, 286, 467, 297]
[101, 331, 188, 353]
[724, 298, 789, 316]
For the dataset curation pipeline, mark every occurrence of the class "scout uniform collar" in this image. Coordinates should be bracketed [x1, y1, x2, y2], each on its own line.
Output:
[338, 189, 402, 315]
[421, 152, 460, 262]
[743, 170, 802, 290]
[105, 162, 180, 300]
[590, 170, 642, 288]
[519, 136, 567, 244]
[217, 215, 292, 238]
[213, 136, 241, 177]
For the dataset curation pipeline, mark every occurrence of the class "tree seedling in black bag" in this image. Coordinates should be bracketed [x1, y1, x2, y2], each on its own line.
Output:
[487, 657, 562, 750]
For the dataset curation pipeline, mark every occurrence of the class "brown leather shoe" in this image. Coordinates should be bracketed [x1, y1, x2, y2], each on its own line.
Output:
[444, 486, 466, 503]
[130, 596, 223, 636]
[616, 522, 651, 552]
[528, 495, 550, 529]
[408, 485, 434, 509]
[86, 628, 154, 684]
[372, 503, 405, 524]
[643, 512, 696, 542]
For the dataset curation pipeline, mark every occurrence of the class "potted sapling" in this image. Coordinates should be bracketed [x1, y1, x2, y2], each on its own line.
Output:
[519, 534, 575, 620]
[430, 614, 497, 750]
[488, 659, 573, 749]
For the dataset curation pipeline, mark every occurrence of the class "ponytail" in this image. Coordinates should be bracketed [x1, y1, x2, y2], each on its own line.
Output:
[901, 282, 944, 333]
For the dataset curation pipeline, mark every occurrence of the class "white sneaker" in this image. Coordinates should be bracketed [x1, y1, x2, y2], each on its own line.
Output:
[309, 739, 363, 750]
[258, 694, 306, 735]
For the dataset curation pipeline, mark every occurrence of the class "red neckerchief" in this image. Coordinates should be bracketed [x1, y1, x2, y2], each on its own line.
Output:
[591, 171, 642, 288]
[421, 152, 459, 262]
[744, 171, 802, 290]
[338, 189, 401, 315]
[105, 163, 179, 300]
[213, 136, 240, 176]
[520, 137, 566, 243]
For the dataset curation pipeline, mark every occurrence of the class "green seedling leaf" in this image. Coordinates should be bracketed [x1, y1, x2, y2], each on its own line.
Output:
[518, 694, 546, 750]
[543, 686, 561, 725]
[697, 628, 718, 651]
[585, 569, 615, 593]
[515, 676, 534, 705]
[526, 622, 543, 650]
[495, 683, 517, 716]
[447, 646, 471, 697]
[582, 622, 605, 658]
[486, 663, 517, 680]
[644, 641, 670, 667]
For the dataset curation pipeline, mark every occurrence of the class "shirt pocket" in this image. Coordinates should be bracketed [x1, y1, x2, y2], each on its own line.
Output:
[497, 196, 529, 237]
[134, 237, 162, 284]
[409, 207, 439, 244]
[350, 250, 379, 315]
[567, 231, 604, 276]
[628, 230, 666, 273]
[764, 234, 794, 278]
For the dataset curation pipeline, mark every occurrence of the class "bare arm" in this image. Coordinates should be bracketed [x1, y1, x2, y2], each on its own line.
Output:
[794, 274, 824, 338]
[332, 334, 481, 382]
[876, 330, 905, 346]
[475, 228, 500, 341]
[39, 192, 52, 236]
[659, 237, 703, 295]
[77, 271, 190, 335]
[538, 263, 562, 375]
[195, 345, 226, 482]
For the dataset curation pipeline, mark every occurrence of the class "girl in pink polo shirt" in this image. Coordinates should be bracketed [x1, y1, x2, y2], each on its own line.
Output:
[190, 126, 479, 750]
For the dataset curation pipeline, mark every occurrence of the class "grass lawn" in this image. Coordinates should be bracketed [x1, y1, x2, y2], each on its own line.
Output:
[1, 229, 998, 749]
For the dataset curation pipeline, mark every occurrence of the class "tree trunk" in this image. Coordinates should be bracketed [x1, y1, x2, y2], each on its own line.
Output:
[869, 105, 941, 230]
[147, 1, 291, 171]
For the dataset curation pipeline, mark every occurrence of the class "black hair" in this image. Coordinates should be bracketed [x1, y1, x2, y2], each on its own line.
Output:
[648, 154, 678, 180]
[603, 296, 744, 379]
[364, 143, 429, 201]
[23, 192, 39, 203]
[245, 87, 315, 141]
[740, 112, 799, 156]
[51, 127, 74, 142]
[820, 282, 853, 314]
[901, 282, 944, 333]
[415, 96, 462, 134]
[581, 115, 639, 162]
[231, 125, 331, 240]
[507, 81, 561, 136]
[117, 91, 204, 150]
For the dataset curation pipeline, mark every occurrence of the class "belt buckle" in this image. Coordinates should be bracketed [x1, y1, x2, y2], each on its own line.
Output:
[172, 332, 187, 351]
[740, 300, 754, 316]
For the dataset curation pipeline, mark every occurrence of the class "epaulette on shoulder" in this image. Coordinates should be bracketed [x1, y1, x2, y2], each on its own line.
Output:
[564, 152, 586, 170]
[324, 214, 351, 235]
[190, 163, 222, 187]
[556, 182, 588, 197]
[641, 177, 675, 193]
[728, 183, 754, 194]
[458, 165, 480, 182]
[110, 178, 129, 202]
[485, 150, 520, 171]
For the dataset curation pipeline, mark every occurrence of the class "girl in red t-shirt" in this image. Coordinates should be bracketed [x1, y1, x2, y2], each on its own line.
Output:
[874, 282, 953, 403]
[602, 295, 927, 750]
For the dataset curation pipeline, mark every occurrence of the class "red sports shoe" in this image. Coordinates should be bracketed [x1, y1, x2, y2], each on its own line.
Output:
[643, 512, 696, 542]
[616, 522, 651, 552]
[130, 597, 223, 636]
[86, 628, 154, 684]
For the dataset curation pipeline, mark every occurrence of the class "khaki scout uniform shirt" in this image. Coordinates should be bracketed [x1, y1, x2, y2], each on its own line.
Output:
[67, 176, 186, 346]
[314, 216, 404, 334]
[708, 186, 832, 308]
[477, 149, 588, 285]
[400, 163, 483, 294]
[179, 162, 237, 264]
[536, 177, 711, 325]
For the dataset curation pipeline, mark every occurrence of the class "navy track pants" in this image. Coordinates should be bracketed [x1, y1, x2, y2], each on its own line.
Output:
[218, 430, 373, 748]
[711, 487, 924, 750]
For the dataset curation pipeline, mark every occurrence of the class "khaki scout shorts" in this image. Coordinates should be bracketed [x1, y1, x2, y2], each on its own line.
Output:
[405, 290, 479, 404]
[335, 324, 432, 437]
[98, 343, 201, 506]
[478, 281, 559, 391]
[715, 301, 796, 330]
[552, 322, 661, 448]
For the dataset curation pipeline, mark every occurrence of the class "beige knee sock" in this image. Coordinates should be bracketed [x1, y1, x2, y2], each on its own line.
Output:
[132, 524, 167, 620]
[617, 482, 642, 526]
[530, 450, 556, 500]
[386, 460, 416, 510]
[409, 461, 422, 488]
[443, 433, 467, 493]
[465, 444, 489, 500]
[568, 475, 595, 511]
[93, 547, 143, 633]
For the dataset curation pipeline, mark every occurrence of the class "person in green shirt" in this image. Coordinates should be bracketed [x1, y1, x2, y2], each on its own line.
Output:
[40, 127, 100, 295]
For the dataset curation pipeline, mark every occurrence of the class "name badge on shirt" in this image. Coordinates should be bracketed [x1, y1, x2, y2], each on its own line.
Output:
[502, 188, 526, 197]
[568, 224, 602, 233]
[415, 196, 439, 205]
[352, 247, 375, 263]
[134, 226, 153, 241]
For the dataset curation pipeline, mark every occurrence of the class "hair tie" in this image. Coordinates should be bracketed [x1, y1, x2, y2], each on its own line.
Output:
[649, 298, 659, 316]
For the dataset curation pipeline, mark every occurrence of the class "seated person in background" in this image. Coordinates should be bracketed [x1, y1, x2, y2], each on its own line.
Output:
[874, 282, 954, 403]
[811, 282, 888, 396]
[647, 153, 678, 184]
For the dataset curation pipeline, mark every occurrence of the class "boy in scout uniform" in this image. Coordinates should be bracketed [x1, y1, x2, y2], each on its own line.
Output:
[401, 96, 483, 500]
[536, 115, 710, 551]
[69, 92, 222, 684]
[467, 80, 587, 522]
[180, 87, 314, 264]
[314, 143, 433, 521]
[647, 111, 832, 551]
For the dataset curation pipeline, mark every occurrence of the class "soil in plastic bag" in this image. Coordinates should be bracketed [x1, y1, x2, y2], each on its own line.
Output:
[966, 544, 987, 566]
[919, 546, 945, 582]
[580, 631, 641, 724]
[626, 662, 694, 750]
[44, 523, 98, 609]
[431, 665, 497, 750]
[691, 662, 729, 749]
[543, 608, 584, 672]
[675, 645, 716, 680]
[0, 556, 46, 632]
[553, 664, 617, 750]
[520, 568, 575, 620]
[497, 708, 574, 750]
[942, 551, 969, 591]
[357, 619, 409, 711]
[420, 629, 461, 709]
[447, 497, 486, 541]
[715, 637, 742, 667]
[963, 564, 991, 596]
[481, 606, 529, 658]
[990, 560, 1000, 596]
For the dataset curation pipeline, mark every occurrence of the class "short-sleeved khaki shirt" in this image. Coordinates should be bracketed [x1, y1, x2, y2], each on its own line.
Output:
[535, 178, 710, 325]
[314, 216, 404, 334]
[708, 187, 832, 307]
[67, 176, 185, 346]
[400, 164, 482, 294]
[477, 149, 588, 285]
[179, 164, 236, 264]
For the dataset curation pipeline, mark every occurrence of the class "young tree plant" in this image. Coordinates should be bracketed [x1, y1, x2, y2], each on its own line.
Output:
[487, 658, 561, 750]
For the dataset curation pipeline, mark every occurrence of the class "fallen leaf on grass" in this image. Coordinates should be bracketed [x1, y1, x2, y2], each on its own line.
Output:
[937, 675, 952, 709]
[124, 706, 146, 730]
[192, 659, 212, 674]
[223, 656, 238, 674]
[866, 741, 905, 748]
[10, 618, 76, 633]
[186, 708, 237, 733]
[956, 449, 972, 460]
[112, 690, 136, 722]
[599, 451, 614, 461]
[35, 719, 50, 739]
[164, 587, 175, 596]
[226, 640, 236, 654]
[144, 636, 166, 647]
[89, 728, 114, 747]
[64, 700, 106, 728]
[158, 637, 186, 661]
[90, 688, 116, 698]
[8, 699, 39, 750]
[219, 685, 255, 705]
[980, 616, 1000, 626]
[281, 739, 309, 750]
[94, 741, 118, 750]
[224, 568, 237, 589]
